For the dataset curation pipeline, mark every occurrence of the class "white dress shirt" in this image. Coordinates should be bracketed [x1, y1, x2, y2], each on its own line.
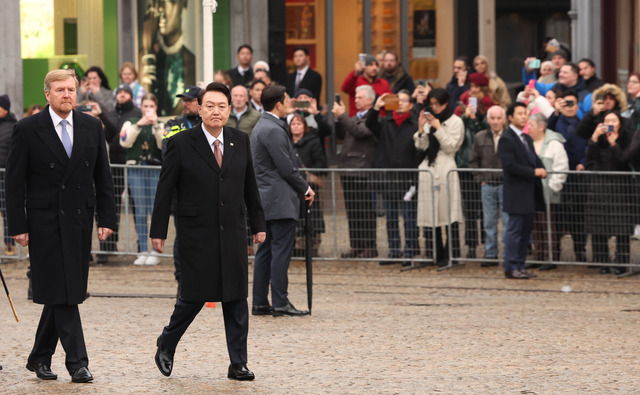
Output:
[201, 124, 224, 155]
[49, 106, 74, 144]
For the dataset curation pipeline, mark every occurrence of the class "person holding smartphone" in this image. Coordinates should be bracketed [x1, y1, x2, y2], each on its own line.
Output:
[585, 111, 633, 275]
[576, 84, 627, 140]
[120, 93, 165, 266]
[414, 88, 465, 267]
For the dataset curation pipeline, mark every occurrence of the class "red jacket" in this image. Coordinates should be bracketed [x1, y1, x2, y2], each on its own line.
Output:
[341, 70, 392, 116]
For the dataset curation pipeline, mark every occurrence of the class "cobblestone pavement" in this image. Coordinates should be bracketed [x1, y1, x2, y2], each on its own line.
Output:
[1, 256, 639, 394]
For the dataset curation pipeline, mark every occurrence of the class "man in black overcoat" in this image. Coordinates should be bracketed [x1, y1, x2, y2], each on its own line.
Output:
[498, 102, 547, 279]
[5, 69, 116, 383]
[149, 82, 266, 381]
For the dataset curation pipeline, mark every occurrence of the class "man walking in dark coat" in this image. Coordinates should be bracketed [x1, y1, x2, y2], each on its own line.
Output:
[250, 85, 315, 317]
[498, 102, 547, 279]
[0, 94, 18, 256]
[6, 69, 116, 383]
[150, 82, 266, 381]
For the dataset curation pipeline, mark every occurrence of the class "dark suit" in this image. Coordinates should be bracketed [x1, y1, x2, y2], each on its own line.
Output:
[250, 113, 309, 308]
[227, 67, 254, 88]
[150, 125, 265, 364]
[497, 126, 545, 273]
[285, 68, 323, 100]
[5, 107, 116, 372]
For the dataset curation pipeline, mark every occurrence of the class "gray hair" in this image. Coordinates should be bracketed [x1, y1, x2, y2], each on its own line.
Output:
[529, 112, 548, 128]
[486, 105, 506, 118]
[355, 85, 375, 101]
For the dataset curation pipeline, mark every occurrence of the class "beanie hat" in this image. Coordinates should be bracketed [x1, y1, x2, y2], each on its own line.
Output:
[551, 49, 569, 61]
[115, 84, 133, 96]
[0, 95, 10, 111]
[294, 88, 314, 99]
[363, 55, 377, 66]
[468, 72, 489, 87]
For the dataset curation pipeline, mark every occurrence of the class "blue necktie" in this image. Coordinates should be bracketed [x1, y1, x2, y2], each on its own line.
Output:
[60, 119, 72, 158]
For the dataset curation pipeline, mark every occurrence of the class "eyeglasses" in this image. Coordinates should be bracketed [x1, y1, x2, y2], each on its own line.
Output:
[628, 79, 640, 84]
[398, 98, 410, 103]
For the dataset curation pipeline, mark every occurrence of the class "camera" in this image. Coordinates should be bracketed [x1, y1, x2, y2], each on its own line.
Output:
[564, 100, 575, 107]
[77, 105, 92, 112]
[293, 101, 309, 109]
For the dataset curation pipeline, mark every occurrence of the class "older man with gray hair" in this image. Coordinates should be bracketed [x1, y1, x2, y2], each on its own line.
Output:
[332, 85, 379, 258]
[470, 105, 509, 267]
[227, 85, 261, 135]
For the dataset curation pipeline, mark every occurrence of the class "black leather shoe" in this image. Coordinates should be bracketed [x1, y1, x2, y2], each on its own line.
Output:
[70, 366, 93, 383]
[505, 270, 529, 279]
[97, 254, 108, 264]
[228, 363, 255, 381]
[155, 338, 174, 377]
[599, 267, 610, 274]
[251, 304, 273, 316]
[539, 264, 557, 271]
[26, 361, 57, 380]
[272, 303, 309, 317]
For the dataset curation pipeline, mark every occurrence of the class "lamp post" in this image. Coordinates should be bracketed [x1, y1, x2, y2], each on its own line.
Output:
[202, 0, 218, 83]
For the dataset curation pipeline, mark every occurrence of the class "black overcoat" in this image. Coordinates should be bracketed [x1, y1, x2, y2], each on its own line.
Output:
[5, 107, 116, 305]
[150, 126, 265, 302]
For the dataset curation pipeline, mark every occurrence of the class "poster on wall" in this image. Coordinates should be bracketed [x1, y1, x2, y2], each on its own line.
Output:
[138, 0, 197, 116]
[413, 0, 436, 58]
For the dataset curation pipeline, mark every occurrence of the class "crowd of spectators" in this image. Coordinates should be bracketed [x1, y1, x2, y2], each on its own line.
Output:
[3, 40, 640, 276]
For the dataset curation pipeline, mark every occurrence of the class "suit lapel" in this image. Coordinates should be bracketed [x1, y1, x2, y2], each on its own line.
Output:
[35, 107, 69, 165]
[220, 127, 235, 173]
[191, 127, 219, 172]
[507, 127, 533, 165]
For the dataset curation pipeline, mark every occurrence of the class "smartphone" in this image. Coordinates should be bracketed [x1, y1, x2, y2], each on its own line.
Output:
[293, 100, 309, 108]
[468, 97, 477, 110]
[528, 59, 541, 69]
[417, 80, 426, 87]
[423, 111, 431, 116]
[606, 125, 614, 133]
[528, 79, 536, 89]
[146, 109, 155, 117]
[384, 94, 399, 111]
[334, 94, 341, 105]
[77, 105, 92, 112]
[564, 100, 575, 107]
[358, 53, 367, 63]
[596, 94, 605, 102]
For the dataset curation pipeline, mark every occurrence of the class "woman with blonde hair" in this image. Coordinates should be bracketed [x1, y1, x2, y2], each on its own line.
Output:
[118, 62, 147, 108]
[473, 55, 511, 108]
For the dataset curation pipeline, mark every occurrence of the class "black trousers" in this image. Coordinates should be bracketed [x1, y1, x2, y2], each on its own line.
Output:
[29, 304, 88, 373]
[158, 297, 248, 365]
[341, 176, 377, 250]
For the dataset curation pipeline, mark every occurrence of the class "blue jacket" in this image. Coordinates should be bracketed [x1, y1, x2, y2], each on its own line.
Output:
[522, 68, 590, 118]
[548, 113, 587, 170]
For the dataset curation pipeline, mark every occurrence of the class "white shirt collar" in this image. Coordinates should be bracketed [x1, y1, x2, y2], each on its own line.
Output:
[238, 65, 251, 76]
[297, 65, 309, 77]
[510, 124, 524, 138]
[233, 105, 248, 118]
[49, 106, 73, 128]
[265, 111, 281, 121]
[201, 123, 224, 153]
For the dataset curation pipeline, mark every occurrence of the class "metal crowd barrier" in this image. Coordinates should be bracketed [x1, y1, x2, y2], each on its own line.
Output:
[1, 166, 639, 274]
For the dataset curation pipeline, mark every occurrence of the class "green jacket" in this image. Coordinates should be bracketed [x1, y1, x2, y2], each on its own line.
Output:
[119, 118, 164, 165]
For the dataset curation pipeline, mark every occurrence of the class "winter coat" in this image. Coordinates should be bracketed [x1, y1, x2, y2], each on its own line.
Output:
[584, 130, 634, 235]
[5, 107, 116, 304]
[469, 128, 504, 184]
[77, 86, 115, 113]
[293, 132, 327, 234]
[414, 114, 464, 227]
[119, 119, 164, 165]
[341, 70, 392, 117]
[0, 112, 18, 167]
[100, 101, 142, 164]
[335, 111, 377, 175]
[382, 67, 416, 94]
[548, 113, 587, 170]
[150, 126, 265, 302]
[488, 72, 512, 108]
[534, 130, 568, 204]
[227, 106, 261, 136]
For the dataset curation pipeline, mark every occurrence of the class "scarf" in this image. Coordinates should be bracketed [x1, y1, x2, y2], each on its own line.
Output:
[424, 104, 454, 166]
[392, 110, 411, 127]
